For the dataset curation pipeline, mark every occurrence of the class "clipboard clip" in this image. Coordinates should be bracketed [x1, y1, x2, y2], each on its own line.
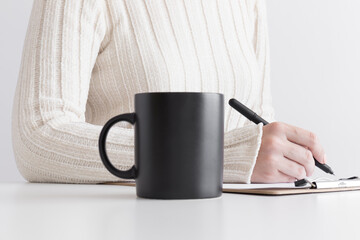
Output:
[294, 178, 317, 188]
[295, 176, 359, 189]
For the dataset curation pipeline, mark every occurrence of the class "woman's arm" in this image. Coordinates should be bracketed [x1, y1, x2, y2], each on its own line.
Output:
[12, 0, 135, 183]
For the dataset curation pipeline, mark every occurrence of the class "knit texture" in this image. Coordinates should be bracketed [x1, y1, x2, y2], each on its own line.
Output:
[12, 0, 275, 184]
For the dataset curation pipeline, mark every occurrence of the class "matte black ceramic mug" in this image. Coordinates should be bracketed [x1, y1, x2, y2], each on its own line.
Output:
[98, 92, 224, 199]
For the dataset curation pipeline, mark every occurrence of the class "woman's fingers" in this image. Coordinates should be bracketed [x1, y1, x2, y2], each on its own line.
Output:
[251, 164, 297, 183]
[283, 123, 326, 164]
[277, 156, 307, 180]
[251, 122, 326, 183]
[275, 171, 298, 183]
[283, 141, 315, 177]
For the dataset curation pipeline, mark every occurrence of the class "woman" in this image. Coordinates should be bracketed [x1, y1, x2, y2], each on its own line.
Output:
[12, 0, 326, 184]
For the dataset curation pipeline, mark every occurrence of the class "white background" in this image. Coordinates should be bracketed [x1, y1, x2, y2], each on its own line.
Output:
[1, 0, 359, 182]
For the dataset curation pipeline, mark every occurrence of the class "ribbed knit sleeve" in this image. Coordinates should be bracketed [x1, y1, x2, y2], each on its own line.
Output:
[12, 0, 134, 183]
[12, 0, 275, 184]
[222, 0, 275, 183]
[223, 124, 263, 183]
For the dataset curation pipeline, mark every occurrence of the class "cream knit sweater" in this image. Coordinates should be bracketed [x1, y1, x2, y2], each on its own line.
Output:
[11, 0, 275, 184]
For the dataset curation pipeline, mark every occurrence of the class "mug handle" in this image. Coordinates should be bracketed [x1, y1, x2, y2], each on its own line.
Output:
[98, 113, 137, 179]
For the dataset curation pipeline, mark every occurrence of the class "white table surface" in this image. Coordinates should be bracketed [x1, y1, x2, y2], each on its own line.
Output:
[1, 182, 359, 240]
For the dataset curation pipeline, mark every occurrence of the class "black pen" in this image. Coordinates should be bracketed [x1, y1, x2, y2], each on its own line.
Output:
[228, 98, 335, 175]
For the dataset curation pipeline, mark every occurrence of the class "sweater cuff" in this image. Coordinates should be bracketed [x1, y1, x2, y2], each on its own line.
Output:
[223, 123, 263, 183]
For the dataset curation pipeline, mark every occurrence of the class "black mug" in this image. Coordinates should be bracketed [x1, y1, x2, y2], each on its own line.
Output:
[98, 92, 224, 199]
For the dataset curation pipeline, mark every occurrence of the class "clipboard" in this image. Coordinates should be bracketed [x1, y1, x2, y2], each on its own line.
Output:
[221, 187, 360, 195]
[222, 176, 360, 195]
[101, 177, 360, 196]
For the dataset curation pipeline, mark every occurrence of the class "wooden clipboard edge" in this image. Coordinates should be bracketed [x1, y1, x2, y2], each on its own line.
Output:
[222, 186, 360, 196]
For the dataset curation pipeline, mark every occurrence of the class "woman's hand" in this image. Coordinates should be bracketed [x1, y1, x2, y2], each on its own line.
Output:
[251, 122, 326, 183]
